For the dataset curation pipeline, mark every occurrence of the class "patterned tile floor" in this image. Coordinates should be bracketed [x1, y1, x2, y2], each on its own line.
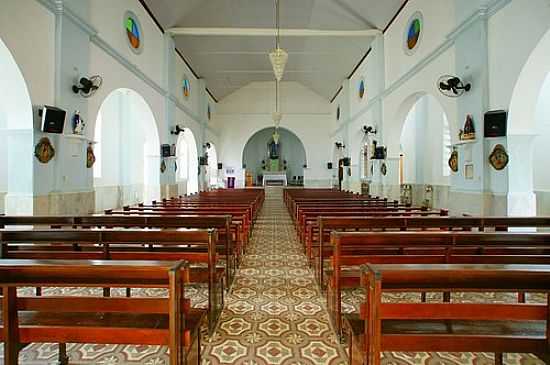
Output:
[1, 187, 547, 364]
[201, 187, 348, 364]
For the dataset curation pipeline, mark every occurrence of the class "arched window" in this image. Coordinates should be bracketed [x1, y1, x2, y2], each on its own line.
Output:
[177, 138, 188, 181]
[442, 114, 451, 177]
[93, 112, 102, 178]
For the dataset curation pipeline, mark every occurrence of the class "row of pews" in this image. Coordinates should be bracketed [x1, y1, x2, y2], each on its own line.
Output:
[0, 188, 264, 365]
[284, 188, 550, 365]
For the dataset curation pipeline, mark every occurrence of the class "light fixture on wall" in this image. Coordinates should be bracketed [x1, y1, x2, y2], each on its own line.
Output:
[437, 75, 471, 97]
[268, 0, 288, 82]
[203, 142, 212, 150]
[170, 125, 185, 135]
[72, 76, 103, 98]
[335, 142, 346, 150]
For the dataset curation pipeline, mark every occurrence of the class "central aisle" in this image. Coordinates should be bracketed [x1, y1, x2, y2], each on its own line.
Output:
[202, 187, 347, 364]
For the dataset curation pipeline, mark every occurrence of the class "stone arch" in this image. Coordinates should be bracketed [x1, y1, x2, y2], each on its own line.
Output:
[0, 36, 34, 214]
[242, 127, 307, 186]
[507, 27, 550, 216]
[93, 88, 160, 211]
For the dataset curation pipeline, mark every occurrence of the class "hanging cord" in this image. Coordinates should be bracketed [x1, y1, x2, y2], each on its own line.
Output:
[275, 0, 280, 49]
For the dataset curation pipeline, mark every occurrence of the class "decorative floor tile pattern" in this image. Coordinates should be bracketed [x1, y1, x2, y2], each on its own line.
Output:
[1, 187, 547, 364]
[201, 187, 347, 365]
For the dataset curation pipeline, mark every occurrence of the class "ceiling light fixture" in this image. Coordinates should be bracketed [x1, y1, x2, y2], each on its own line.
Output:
[269, 0, 288, 82]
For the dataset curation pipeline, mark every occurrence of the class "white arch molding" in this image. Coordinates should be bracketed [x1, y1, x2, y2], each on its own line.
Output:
[206, 143, 219, 188]
[507, 27, 550, 216]
[398, 93, 451, 186]
[0, 36, 34, 214]
[242, 127, 307, 186]
[93, 88, 161, 211]
[176, 129, 199, 195]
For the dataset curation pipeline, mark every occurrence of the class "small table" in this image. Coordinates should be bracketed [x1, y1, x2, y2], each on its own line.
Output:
[263, 173, 287, 186]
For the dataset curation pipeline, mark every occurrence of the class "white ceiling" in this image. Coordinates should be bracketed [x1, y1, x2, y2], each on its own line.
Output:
[143, 0, 407, 100]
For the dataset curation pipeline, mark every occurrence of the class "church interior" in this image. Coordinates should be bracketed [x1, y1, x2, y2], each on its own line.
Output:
[1, 0, 550, 364]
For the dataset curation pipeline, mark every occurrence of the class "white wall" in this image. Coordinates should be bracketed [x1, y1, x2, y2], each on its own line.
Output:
[212, 81, 332, 187]
[0, 0, 213, 214]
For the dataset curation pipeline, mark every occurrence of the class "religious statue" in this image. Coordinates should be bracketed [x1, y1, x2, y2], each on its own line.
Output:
[269, 140, 280, 160]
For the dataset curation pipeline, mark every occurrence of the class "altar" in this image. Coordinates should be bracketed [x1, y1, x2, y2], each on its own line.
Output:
[262, 171, 287, 186]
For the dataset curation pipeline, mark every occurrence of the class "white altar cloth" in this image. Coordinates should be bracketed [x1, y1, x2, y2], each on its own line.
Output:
[262, 172, 287, 186]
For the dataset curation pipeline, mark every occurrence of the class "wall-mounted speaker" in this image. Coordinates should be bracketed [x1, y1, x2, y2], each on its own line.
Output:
[40, 105, 66, 134]
[217, 163, 223, 170]
[327, 162, 333, 169]
[484, 110, 507, 137]
[161, 144, 171, 157]
[342, 157, 351, 166]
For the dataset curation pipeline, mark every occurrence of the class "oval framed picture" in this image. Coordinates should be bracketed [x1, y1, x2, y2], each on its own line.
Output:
[359, 79, 365, 99]
[489, 144, 509, 170]
[448, 149, 459, 173]
[124, 11, 144, 54]
[381, 162, 387, 176]
[404, 11, 423, 55]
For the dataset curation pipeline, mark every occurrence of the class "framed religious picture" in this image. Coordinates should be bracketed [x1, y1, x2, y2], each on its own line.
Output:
[489, 144, 509, 170]
[448, 149, 458, 173]
[86, 143, 96, 168]
[381, 162, 387, 176]
[34, 137, 55, 164]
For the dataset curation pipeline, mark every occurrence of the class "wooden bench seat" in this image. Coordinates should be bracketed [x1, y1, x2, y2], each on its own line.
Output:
[0, 259, 203, 365]
[0, 229, 222, 334]
[0, 214, 237, 286]
[348, 264, 550, 365]
[328, 231, 550, 339]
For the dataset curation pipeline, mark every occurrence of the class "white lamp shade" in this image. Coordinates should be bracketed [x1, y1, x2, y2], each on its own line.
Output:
[269, 48, 288, 81]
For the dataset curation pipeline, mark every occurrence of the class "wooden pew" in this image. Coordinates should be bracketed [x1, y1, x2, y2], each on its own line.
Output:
[113, 207, 252, 257]
[303, 209, 447, 261]
[316, 216, 550, 288]
[355, 264, 550, 365]
[0, 259, 203, 365]
[329, 231, 550, 341]
[0, 215, 236, 286]
[0, 229, 222, 333]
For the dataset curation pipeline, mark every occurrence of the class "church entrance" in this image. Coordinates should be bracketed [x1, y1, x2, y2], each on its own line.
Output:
[242, 127, 306, 187]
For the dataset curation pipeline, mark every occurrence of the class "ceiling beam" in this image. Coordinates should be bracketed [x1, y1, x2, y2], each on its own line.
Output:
[167, 27, 381, 37]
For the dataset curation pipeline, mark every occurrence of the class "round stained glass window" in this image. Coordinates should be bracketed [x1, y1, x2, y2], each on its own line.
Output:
[183, 77, 191, 98]
[404, 12, 423, 54]
[124, 11, 143, 53]
[359, 80, 365, 99]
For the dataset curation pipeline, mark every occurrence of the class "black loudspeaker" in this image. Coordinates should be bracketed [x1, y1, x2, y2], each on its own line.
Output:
[161, 144, 171, 157]
[343, 157, 351, 166]
[484, 110, 507, 137]
[327, 162, 333, 169]
[199, 156, 208, 166]
[217, 163, 223, 170]
[40, 106, 66, 134]
[373, 146, 387, 160]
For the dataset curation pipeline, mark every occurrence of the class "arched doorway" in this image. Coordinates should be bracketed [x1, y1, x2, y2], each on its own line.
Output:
[176, 129, 199, 195]
[398, 93, 451, 206]
[0, 36, 33, 214]
[242, 127, 306, 186]
[93, 88, 160, 211]
[206, 143, 219, 188]
[508, 28, 550, 216]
